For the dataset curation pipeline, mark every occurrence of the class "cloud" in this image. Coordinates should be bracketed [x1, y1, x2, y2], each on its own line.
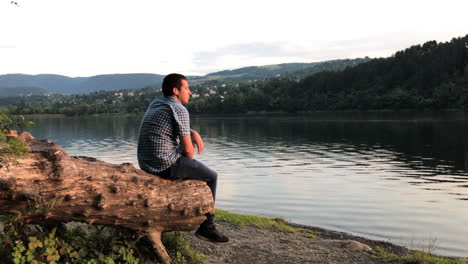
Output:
[193, 42, 300, 68]
[190, 32, 451, 74]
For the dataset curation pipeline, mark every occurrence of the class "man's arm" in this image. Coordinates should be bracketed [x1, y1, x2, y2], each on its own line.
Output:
[179, 136, 194, 159]
[190, 129, 204, 154]
[179, 129, 204, 158]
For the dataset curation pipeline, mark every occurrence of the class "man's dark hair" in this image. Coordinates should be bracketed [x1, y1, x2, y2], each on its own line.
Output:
[162, 73, 187, 96]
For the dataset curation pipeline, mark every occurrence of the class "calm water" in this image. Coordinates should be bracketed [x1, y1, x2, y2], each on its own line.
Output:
[27, 112, 468, 257]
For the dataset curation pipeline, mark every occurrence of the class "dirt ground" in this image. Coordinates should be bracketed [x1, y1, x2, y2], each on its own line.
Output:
[189, 221, 411, 264]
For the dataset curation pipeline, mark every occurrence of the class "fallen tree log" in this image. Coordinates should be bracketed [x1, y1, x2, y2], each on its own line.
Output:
[0, 132, 215, 264]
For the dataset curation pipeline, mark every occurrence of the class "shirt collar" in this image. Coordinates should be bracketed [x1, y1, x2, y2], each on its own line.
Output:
[164, 96, 181, 105]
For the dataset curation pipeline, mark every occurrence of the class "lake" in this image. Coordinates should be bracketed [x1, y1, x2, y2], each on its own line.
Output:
[26, 111, 468, 257]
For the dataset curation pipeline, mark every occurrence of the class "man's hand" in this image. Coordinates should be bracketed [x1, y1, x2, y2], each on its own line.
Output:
[190, 129, 204, 154]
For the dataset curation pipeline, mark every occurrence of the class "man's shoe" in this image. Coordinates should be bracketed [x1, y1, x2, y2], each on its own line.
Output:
[195, 225, 229, 243]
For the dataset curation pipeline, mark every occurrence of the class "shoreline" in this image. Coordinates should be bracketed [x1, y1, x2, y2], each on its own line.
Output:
[14, 109, 468, 119]
[188, 209, 467, 264]
[1, 210, 466, 264]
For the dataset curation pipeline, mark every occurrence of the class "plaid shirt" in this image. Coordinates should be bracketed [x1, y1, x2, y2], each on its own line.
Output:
[137, 96, 191, 174]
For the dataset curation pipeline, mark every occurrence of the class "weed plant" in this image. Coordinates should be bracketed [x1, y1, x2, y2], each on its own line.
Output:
[372, 246, 468, 264]
[0, 211, 206, 264]
[215, 209, 319, 238]
[0, 211, 144, 264]
[0, 112, 33, 171]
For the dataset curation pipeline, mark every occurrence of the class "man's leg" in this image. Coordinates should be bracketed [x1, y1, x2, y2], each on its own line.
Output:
[167, 156, 218, 226]
[160, 156, 228, 243]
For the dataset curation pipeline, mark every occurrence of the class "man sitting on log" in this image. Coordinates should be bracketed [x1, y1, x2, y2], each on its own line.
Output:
[137, 73, 229, 243]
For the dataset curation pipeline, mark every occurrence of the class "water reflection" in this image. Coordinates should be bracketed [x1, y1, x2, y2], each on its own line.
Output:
[26, 113, 468, 257]
[191, 116, 468, 200]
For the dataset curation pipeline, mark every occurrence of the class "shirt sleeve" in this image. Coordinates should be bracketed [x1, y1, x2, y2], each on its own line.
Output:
[171, 105, 191, 137]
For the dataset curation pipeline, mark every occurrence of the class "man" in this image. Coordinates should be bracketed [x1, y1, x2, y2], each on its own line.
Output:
[137, 73, 229, 243]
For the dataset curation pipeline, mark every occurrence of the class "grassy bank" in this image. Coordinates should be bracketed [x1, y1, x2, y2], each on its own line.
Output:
[215, 209, 318, 238]
[372, 246, 468, 264]
[215, 210, 468, 264]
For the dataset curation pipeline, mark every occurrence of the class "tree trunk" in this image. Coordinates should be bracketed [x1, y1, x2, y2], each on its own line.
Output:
[0, 132, 215, 264]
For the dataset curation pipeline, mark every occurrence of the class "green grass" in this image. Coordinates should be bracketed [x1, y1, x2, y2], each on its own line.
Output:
[162, 232, 207, 264]
[215, 209, 319, 238]
[372, 246, 468, 264]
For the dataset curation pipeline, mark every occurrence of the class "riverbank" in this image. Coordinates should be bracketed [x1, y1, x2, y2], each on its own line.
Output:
[16, 109, 468, 122]
[1, 209, 466, 264]
[187, 209, 467, 264]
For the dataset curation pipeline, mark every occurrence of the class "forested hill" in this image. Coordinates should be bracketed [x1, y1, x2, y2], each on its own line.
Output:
[0, 74, 165, 95]
[175, 35, 468, 112]
[0, 59, 367, 96]
[197, 59, 369, 82]
[0, 86, 47, 97]
[188, 34, 466, 113]
[288, 35, 468, 110]
[1, 35, 467, 115]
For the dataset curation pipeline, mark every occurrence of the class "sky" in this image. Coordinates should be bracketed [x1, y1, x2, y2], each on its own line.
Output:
[1, 0, 467, 77]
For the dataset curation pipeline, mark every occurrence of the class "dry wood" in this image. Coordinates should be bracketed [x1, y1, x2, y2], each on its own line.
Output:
[0, 131, 215, 264]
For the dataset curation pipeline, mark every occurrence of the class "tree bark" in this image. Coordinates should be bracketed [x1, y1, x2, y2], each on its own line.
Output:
[0, 132, 215, 264]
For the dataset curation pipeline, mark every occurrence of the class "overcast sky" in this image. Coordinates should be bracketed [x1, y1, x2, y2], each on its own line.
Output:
[1, 0, 467, 77]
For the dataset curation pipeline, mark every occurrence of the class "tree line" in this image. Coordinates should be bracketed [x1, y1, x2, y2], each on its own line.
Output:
[1, 35, 467, 116]
[187, 35, 468, 113]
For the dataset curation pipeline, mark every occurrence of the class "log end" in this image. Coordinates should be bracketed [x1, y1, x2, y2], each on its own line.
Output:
[18, 132, 35, 142]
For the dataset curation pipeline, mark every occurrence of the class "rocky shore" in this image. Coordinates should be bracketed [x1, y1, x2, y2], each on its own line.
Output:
[2, 214, 465, 264]
[188, 210, 467, 264]
[189, 221, 406, 264]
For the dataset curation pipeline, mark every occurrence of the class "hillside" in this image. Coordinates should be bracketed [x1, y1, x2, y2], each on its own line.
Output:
[0, 74, 75, 94]
[1, 34, 467, 115]
[290, 35, 468, 110]
[0, 59, 367, 96]
[191, 59, 369, 84]
[188, 35, 468, 112]
[0, 73, 165, 95]
[0, 86, 47, 97]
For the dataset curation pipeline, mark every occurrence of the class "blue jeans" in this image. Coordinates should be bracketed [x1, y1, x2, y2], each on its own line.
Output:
[159, 156, 217, 226]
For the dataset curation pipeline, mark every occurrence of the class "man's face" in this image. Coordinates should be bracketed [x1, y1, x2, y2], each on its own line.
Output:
[173, 79, 192, 105]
